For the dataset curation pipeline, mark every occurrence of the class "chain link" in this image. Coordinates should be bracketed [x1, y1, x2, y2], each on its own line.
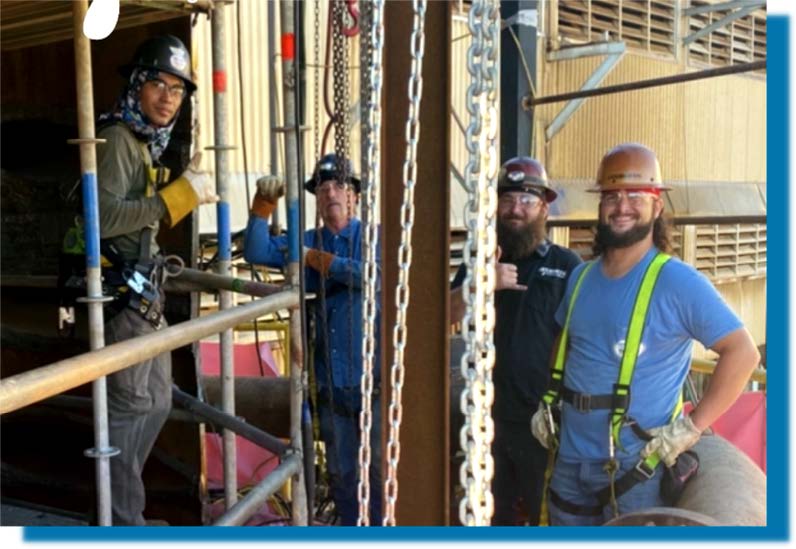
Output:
[356, 0, 384, 527]
[458, 0, 500, 527]
[332, 0, 350, 181]
[383, 0, 427, 527]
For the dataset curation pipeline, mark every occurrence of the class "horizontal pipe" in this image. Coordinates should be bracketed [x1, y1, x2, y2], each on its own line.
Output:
[0, 290, 299, 415]
[213, 453, 302, 526]
[525, 61, 766, 107]
[169, 267, 285, 297]
[691, 358, 766, 385]
[172, 386, 288, 456]
[123, 0, 217, 13]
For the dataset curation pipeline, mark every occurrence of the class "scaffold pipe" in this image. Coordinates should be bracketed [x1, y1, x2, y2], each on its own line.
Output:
[0, 290, 299, 415]
[213, 453, 302, 526]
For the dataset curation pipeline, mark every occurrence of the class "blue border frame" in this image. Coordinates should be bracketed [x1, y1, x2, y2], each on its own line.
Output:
[24, 15, 789, 545]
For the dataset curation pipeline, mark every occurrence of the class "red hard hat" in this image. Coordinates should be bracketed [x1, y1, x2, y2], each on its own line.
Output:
[497, 157, 557, 203]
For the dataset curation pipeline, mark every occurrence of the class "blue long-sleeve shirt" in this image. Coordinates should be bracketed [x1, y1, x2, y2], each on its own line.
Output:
[244, 215, 381, 392]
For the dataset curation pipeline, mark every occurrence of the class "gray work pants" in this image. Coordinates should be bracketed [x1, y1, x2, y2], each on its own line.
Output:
[105, 307, 171, 526]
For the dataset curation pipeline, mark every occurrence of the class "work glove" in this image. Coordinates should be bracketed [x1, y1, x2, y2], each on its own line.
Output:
[531, 402, 552, 450]
[305, 248, 336, 277]
[640, 415, 703, 467]
[251, 175, 285, 219]
[159, 153, 219, 226]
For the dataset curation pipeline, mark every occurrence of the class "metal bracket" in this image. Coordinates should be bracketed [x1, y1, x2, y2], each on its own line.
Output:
[84, 445, 121, 459]
[683, 1, 765, 47]
[544, 41, 626, 142]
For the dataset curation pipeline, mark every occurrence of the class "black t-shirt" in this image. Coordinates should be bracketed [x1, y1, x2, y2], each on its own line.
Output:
[452, 241, 582, 423]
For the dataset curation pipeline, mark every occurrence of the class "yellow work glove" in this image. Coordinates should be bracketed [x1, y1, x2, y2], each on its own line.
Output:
[641, 415, 703, 467]
[531, 402, 552, 450]
[305, 248, 335, 278]
[251, 175, 285, 219]
[159, 153, 219, 227]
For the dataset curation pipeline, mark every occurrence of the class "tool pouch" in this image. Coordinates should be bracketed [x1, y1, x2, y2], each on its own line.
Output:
[660, 450, 700, 506]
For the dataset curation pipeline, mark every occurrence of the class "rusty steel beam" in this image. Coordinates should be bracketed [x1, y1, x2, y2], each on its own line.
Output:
[382, 0, 451, 526]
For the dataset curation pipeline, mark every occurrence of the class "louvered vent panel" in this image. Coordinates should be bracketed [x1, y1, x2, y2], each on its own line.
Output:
[687, 1, 766, 73]
[557, 0, 675, 56]
[694, 224, 766, 280]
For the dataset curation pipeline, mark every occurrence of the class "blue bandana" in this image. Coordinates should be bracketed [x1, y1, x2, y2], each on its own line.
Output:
[99, 68, 179, 162]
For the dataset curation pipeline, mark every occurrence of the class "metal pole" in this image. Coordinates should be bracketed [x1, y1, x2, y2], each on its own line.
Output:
[278, 0, 309, 526]
[210, 1, 238, 509]
[70, 0, 115, 526]
[171, 386, 289, 456]
[267, 0, 281, 228]
[213, 453, 303, 526]
[525, 60, 766, 107]
[0, 290, 300, 414]
[165, 267, 284, 297]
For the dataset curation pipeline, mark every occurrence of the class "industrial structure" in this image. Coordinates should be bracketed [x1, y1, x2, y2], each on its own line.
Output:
[1, 0, 766, 528]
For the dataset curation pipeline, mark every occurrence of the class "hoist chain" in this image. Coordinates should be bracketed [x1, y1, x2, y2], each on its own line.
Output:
[332, 0, 351, 182]
[356, 0, 384, 527]
[383, 0, 427, 527]
[458, 0, 500, 527]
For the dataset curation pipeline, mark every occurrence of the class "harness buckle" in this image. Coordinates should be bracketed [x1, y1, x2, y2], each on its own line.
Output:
[634, 459, 656, 480]
[572, 392, 591, 412]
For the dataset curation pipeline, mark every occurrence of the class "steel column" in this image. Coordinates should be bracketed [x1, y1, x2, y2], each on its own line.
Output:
[70, 0, 115, 526]
[382, 0, 450, 525]
[278, 0, 309, 526]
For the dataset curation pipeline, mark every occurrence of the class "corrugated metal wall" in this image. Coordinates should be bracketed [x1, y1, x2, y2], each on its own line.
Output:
[535, 55, 766, 183]
[191, 2, 363, 231]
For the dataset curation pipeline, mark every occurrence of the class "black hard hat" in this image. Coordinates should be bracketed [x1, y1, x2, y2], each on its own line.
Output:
[119, 35, 196, 92]
[304, 153, 362, 194]
[498, 156, 557, 203]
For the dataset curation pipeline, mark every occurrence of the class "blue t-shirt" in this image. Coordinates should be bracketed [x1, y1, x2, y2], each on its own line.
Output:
[244, 215, 381, 392]
[553, 247, 743, 463]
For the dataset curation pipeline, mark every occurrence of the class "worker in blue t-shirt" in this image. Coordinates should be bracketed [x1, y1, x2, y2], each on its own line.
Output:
[531, 143, 760, 525]
[244, 154, 381, 526]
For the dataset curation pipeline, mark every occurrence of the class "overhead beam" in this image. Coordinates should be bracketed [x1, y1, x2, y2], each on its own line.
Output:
[683, 0, 764, 17]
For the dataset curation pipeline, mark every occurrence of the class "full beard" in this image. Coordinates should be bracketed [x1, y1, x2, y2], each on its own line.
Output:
[595, 217, 654, 250]
[497, 215, 547, 261]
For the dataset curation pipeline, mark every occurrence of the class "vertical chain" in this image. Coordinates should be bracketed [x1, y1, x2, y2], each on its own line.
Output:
[332, 0, 350, 182]
[458, 0, 500, 527]
[383, 0, 427, 527]
[356, 0, 384, 527]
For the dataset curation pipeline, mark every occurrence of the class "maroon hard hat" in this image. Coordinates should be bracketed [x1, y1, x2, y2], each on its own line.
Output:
[498, 157, 557, 203]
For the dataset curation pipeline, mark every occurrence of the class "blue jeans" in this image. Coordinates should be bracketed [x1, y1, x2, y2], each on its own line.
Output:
[549, 457, 663, 526]
[318, 393, 382, 526]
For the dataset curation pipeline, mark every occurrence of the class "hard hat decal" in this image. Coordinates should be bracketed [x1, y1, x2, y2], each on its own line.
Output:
[508, 170, 525, 182]
[169, 46, 189, 72]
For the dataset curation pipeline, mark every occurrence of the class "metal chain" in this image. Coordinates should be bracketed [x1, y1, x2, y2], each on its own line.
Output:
[356, 0, 384, 527]
[383, 0, 427, 527]
[333, 0, 351, 181]
[458, 0, 500, 527]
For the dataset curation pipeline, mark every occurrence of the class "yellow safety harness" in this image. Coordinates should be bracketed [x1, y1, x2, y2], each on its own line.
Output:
[538, 251, 679, 523]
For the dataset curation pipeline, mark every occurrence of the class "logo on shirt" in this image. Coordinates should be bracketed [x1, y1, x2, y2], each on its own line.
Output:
[538, 266, 567, 279]
[613, 339, 646, 359]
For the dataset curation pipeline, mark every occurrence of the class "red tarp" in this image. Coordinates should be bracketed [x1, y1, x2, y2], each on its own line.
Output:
[200, 341, 286, 524]
[685, 391, 766, 472]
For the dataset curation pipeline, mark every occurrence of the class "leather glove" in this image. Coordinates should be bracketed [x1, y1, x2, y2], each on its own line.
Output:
[641, 415, 703, 467]
[530, 402, 552, 450]
[305, 248, 335, 277]
[256, 175, 286, 201]
[159, 153, 219, 227]
[251, 175, 284, 219]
